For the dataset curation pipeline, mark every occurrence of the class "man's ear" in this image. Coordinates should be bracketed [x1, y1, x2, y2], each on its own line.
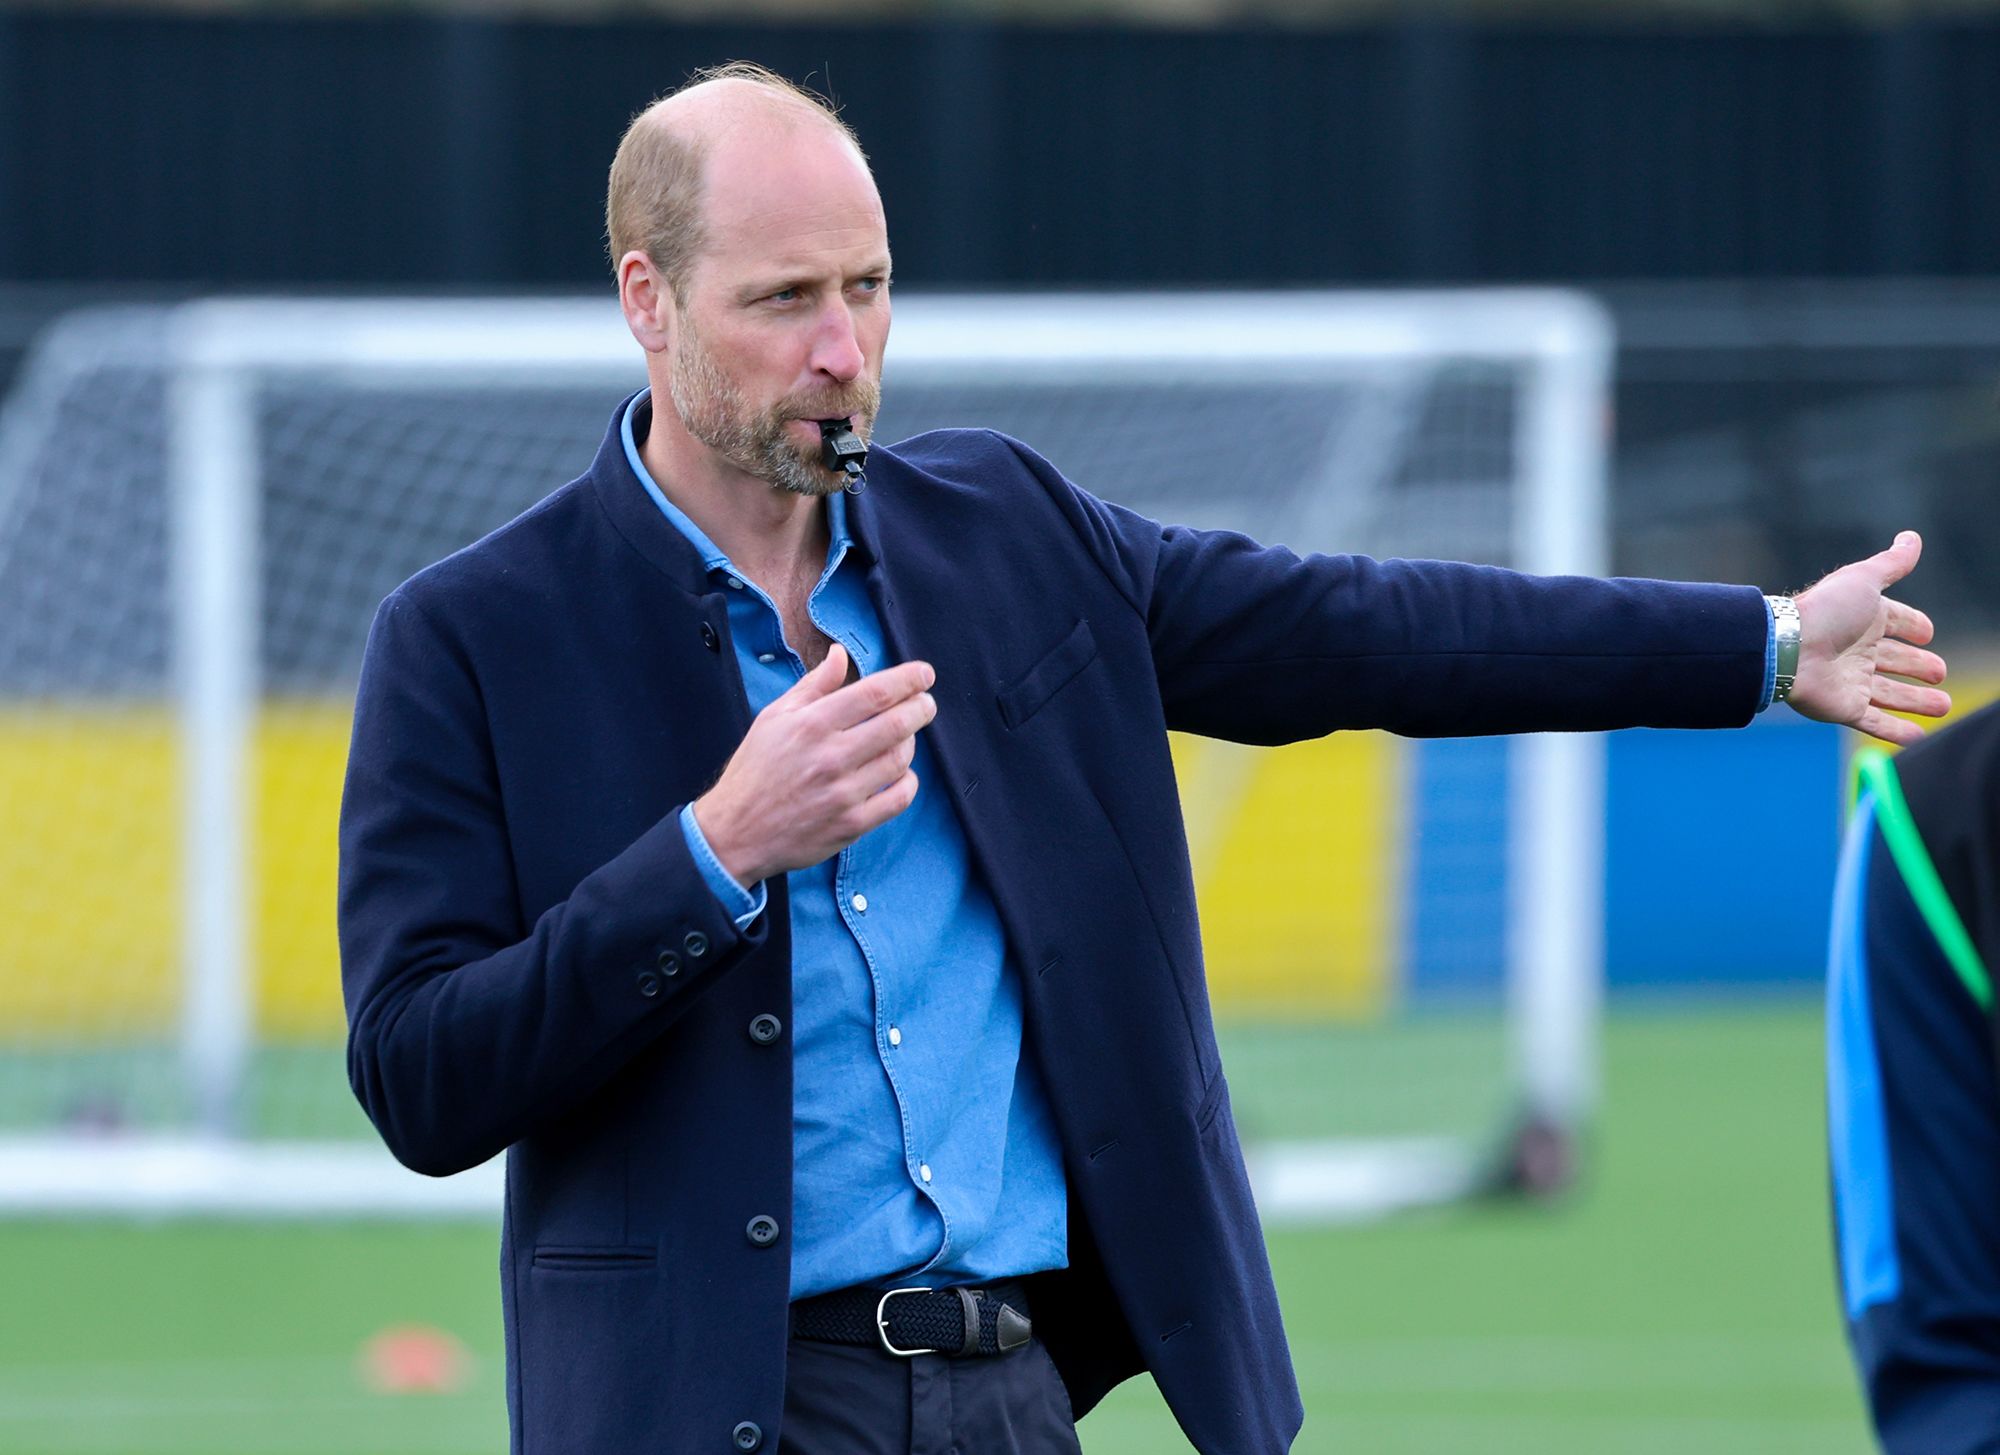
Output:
[617, 251, 676, 355]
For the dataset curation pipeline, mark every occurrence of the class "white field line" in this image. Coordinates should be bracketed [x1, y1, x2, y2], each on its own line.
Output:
[0, 1352, 497, 1433]
[1286, 1330, 1856, 1395]
[1081, 1404, 1871, 1455]
[0, 1353, 376, 1386]
[1294, 1411, 1873, 1453]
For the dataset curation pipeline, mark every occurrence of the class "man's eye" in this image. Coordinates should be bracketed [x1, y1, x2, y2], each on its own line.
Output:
[853, 277, 883, 294]
[769, 287, 800, 303]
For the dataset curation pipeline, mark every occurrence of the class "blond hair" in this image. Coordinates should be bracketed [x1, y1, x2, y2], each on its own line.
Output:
[604, 62, 864, 299]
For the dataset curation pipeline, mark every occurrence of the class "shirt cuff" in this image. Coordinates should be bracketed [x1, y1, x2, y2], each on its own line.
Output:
[1756, 595, 1778, 712]
[678, 803, 766, 930]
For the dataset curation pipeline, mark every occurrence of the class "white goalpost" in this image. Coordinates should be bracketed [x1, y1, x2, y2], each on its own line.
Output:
[0, 290, 1611, 1217]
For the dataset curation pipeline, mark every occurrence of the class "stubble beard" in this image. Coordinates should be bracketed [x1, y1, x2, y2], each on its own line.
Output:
[667, 320, 881, 499]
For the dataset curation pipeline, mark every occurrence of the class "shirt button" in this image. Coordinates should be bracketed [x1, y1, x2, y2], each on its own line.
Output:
[732, 1422, 763, 1452]
[699, 621, 720, 652]
[684, 931, 709, 959]
[756, 652, 777, 664]
[747, 1014, 782, 1045]
[726, 577, 745, 590]
[919, 1163, 933, 1184]
[745, 1215, 780, 1247]
[887, 1026, 902, 1047]
[635, 970, 660, 998]
[657, 949, 680, 976]
[851, 893, 869, 913]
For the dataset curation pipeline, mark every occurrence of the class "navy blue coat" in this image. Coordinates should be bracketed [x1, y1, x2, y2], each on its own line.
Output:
[339, 404, 1768, 1454]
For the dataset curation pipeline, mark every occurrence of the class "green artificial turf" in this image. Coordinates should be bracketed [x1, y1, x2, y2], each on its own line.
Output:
[0, 1000, 1872, 1454]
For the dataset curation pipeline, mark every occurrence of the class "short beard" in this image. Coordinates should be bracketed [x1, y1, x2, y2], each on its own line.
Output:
[667, 319, 881, 499]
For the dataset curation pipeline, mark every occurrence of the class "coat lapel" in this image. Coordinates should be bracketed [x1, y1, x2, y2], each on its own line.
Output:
[846, 471, 1014, 858]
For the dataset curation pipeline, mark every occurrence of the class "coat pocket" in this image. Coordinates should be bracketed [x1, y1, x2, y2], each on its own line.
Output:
[520, 1250, 672, 1449]
[996, 620, 1098, 730]
[530, 1245, 657, 1272]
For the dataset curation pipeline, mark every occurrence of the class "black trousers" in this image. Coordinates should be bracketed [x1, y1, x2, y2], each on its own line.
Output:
[779, 1336, 1085, 1455]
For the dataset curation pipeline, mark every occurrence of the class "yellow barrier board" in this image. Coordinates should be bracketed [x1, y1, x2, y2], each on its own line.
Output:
[0, 703, 355, 1038]
[0, 706, 181, 1031]
[1170, 732, 1400, 1016]
[252, 703, 350, 1038]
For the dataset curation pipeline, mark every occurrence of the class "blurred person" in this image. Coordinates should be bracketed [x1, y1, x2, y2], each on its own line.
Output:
[1831, 700, 2000, 1453]
[338, 62, 1950, 1455]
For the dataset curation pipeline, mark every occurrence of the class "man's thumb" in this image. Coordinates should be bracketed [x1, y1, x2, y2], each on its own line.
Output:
[792, 642, 848, 700]
[1873, 530, 1922, 587]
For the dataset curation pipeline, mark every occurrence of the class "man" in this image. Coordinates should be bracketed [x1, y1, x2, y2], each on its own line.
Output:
[339, 63, 1949, 1455]
[1830, 701, 2000, 1453]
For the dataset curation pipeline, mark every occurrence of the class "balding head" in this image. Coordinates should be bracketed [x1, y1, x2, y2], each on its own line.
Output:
[605, 63, 869, 302]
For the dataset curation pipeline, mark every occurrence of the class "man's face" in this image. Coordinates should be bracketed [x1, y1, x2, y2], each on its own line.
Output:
[666, 123, 891, 498]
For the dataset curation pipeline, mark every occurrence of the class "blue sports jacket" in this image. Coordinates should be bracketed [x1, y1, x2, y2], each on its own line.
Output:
[339, 404, 1768, 1454]
[1831, 701, 2000, 1454]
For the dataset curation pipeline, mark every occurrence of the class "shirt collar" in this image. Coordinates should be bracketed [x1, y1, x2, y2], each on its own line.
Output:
[623, 389, 851, 575]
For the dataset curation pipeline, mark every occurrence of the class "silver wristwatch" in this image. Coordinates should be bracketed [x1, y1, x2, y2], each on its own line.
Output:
[1765, 594, 1801, 703]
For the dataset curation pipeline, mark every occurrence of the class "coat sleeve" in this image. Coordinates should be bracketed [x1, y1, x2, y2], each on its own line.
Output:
[338, 587, 766, 1177]
[1831, 794, 2000, 1455]
[996, 434, 1768, 744]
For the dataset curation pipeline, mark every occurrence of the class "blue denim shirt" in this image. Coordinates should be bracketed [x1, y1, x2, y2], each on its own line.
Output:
[625, 394, 1069, 1300]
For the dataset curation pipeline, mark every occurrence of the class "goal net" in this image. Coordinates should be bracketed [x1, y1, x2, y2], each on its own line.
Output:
[0, 292, 1610, 1218]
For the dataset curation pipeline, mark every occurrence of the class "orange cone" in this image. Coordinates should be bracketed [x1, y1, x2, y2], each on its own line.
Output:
[358, 1324, 472, 1395]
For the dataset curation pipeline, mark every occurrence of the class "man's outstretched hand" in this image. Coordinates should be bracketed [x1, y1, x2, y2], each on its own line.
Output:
[1790, 531, 1950, 746]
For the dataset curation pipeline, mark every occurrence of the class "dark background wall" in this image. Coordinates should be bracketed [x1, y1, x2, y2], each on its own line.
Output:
[2, 9, 1997, 290]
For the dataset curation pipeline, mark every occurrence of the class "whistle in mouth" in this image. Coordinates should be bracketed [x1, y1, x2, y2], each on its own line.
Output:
[818, 419, 868, 484]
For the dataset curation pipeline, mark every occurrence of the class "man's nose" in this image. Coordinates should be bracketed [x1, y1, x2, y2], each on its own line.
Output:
[809, 300, 865, 382]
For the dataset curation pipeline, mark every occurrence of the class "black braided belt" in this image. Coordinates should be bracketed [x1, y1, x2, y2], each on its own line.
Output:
[790, 1281, 1033, 1358]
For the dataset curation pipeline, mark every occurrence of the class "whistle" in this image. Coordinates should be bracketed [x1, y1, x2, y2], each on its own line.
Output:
[818, 419, 868, 490]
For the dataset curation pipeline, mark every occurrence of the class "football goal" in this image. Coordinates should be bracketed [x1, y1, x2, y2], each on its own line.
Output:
[0, 290, 1611, 1218]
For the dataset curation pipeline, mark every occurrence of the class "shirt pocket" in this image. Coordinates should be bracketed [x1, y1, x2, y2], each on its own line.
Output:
[996, 620, 1099, 730]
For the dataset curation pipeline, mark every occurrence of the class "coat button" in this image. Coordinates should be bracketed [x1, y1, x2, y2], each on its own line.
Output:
[635, 970, 660, 998]
[700, 621, 720, 652]
[745, 1215, 779, 1247]
[732, 1422, 763, 1452]
[684, 930, 709, 959]
[747, 1014, 782, 1045]
[657, 949, 680, 976]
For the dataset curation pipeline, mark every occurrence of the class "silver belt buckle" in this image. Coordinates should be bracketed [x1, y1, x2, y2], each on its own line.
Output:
[875, 1287, 940, 1357]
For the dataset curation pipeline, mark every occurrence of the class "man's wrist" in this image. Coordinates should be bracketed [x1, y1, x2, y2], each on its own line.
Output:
[1766, 593, 1801, 703]
[680, 801, 767, 932]
[691, 794, 764, 887]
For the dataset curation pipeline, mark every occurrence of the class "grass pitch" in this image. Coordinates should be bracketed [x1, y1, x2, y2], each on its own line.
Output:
[0, 1000, 1869, 1454]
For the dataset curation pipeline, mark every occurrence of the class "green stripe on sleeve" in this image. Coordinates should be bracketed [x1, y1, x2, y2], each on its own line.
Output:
[1850, 747, 1994, 1012]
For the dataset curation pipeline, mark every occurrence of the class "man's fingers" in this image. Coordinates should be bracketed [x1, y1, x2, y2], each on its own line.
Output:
[1871, 676, 1952, 720]
[815, 659, 936, 731]
[850, 768, 921, 834]
[1883, 597, 1935, 647]
[1876, 640, 1947, 684]
[852, 739, 919, 797]
[1854, 706, 1929, 748]
[839, 691, 936, 763]
[1868, 530, 1923, 590]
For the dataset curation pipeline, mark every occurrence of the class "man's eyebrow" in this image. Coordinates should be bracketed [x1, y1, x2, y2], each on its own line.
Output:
[735, 262, 892, 302]
[738, 276, 805, 300]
